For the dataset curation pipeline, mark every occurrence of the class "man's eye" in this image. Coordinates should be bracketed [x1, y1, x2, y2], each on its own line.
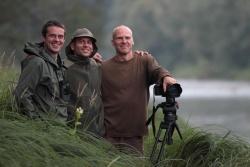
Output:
[58, 35, 64, 39]
[48, 34, 64, 39]
[48, 34, 56, 38]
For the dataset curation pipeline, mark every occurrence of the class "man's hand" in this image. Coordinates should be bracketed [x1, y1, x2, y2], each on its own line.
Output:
[134, 50, 149, 56]
[92, 53, 103, 63]
[163, 76, 177, 92]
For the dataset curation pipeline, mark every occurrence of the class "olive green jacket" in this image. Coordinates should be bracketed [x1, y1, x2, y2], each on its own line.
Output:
[64, 53, 105, 136]
[14, 42, 68, 120]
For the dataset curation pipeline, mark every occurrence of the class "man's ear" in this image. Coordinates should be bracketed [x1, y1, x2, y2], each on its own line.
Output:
[70, 42, 75, 51]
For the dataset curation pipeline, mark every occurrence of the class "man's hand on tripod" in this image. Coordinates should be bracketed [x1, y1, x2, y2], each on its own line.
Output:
[162, 76, 177, 92]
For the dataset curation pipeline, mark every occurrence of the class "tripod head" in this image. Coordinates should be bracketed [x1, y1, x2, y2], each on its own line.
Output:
[161, 97, 177, 113]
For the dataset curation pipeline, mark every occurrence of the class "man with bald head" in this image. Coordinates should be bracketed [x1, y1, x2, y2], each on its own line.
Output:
[101, 25, 177, 154]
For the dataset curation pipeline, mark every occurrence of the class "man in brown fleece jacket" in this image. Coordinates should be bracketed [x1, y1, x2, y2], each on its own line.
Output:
[101, 25, 177, 154]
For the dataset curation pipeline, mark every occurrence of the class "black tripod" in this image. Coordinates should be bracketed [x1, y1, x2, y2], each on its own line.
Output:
[148, 97, 183, 164]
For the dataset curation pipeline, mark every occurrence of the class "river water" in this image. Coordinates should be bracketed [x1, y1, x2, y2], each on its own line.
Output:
[151, 79, 250, 141]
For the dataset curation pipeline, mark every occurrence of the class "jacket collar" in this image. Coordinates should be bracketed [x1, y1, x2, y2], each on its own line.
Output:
[66, 53, 90, 65]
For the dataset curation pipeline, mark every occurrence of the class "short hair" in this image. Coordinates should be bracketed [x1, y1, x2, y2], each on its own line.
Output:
[41, 20, 65, 37]
[112, 25, 133, 39]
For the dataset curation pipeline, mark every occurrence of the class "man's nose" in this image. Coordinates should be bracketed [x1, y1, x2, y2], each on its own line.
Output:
[54, 36, 60, 41]
[121, 38, 127, 42]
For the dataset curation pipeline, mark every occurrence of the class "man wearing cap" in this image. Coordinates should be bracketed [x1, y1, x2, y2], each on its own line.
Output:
[14, 20, 68, 121]
[64, 28, 105, 136]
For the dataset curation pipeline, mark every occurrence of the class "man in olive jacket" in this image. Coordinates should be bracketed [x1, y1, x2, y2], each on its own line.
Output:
[64, 28, 104, 136]
[14, 20, 68, 121]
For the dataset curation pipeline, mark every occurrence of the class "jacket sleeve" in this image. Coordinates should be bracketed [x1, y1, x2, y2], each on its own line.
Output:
[145, 54, 172, 85]
[14, 57, 43, 118]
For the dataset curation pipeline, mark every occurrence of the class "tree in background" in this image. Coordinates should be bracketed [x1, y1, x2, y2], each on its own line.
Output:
[105, 0, 250, 79]
[1, 0, 250, 79]
[0, 0, 109, 62]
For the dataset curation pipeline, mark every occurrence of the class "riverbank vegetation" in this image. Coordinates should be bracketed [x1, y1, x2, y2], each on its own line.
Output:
[1, 69, 250, 167]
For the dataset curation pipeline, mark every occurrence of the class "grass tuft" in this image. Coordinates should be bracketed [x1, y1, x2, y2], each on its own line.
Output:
[1, 68, 250, 167]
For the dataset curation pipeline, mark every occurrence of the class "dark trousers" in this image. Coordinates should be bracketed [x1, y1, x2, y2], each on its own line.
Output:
[105, 136, 144, 154]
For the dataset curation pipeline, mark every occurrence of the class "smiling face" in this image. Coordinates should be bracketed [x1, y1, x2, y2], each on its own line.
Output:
[43, 26, 65, 55]
[70, 37, 94, 57]
[112, 26, 134, 56]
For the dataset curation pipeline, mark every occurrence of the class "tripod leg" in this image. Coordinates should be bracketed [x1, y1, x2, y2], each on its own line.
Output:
[166, 122, 174, 145]
[150, 124, 163, 161]
[156, 126, 169, 163]
[174, 123, 183, 140]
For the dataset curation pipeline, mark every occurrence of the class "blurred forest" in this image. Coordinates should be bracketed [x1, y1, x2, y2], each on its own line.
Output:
[1, 0, 250, 80]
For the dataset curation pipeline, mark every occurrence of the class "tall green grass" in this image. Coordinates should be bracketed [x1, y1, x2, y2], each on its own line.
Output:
[0, 68, 18, 114]
[0, 117, 148, 167]
[1, 68, 250, 167]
